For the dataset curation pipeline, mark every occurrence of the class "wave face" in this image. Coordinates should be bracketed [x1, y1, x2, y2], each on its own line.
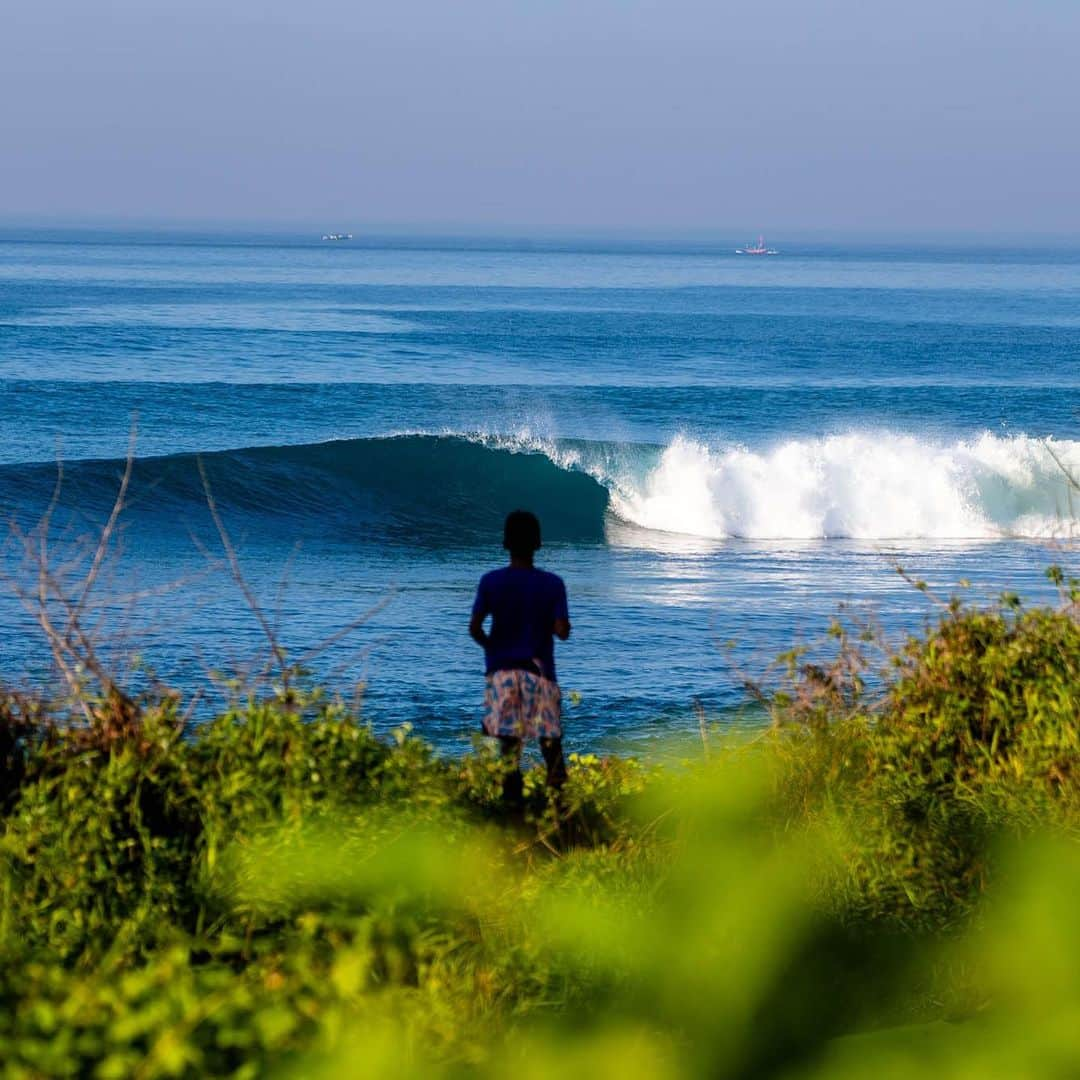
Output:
[602, 433, 1080, 540]
[2, 431, 1078, 545]
[0, 435, 611, 547]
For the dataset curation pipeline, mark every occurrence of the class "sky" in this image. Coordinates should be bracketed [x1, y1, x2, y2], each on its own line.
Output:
[2, 0, 1078, 235]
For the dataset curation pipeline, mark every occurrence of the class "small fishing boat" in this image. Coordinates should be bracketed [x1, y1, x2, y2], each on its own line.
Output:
[736, 235, 778, 255]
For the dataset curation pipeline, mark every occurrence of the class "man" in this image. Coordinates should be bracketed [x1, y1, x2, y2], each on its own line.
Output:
[469, 510, 571, 804]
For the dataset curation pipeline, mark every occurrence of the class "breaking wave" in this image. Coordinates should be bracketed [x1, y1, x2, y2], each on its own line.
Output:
[1, 431, 1077, 545]
[602, 432, 1080, 541]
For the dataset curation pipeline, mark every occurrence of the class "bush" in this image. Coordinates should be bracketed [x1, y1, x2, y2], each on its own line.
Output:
[0, 701, 199, 958]
[770, 596, 1080, 928]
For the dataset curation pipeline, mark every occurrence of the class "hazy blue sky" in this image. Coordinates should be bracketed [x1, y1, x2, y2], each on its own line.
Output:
[2, 0, 1078, 234]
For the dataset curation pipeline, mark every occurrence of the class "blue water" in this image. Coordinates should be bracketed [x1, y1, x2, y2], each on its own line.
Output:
[2, 232, 1078, 752]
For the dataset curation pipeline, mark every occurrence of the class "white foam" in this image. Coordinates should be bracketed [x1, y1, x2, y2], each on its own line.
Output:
[605, 433, 1080, 540]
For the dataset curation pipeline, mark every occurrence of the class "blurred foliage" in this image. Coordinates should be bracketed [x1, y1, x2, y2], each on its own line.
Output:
[769, 577, 1080, 930]
[0, 591, 1078, 1077]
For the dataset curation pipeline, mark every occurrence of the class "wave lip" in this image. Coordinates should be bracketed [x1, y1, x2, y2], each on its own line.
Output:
[606, 432, 1080, 540]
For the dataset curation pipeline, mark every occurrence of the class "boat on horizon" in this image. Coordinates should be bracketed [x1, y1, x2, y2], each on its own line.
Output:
[736, 235, 778, 255]
[322, 233, 354, 241]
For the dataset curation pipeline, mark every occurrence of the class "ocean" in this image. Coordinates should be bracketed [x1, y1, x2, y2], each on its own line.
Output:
[1, 231, 1078, 752]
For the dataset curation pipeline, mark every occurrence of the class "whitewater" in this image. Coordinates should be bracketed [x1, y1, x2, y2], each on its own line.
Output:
[592, 431, 1080, 540]
[1, 232, 1078, 747]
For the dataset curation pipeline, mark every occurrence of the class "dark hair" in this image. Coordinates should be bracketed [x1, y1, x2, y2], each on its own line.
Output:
[503, 510, 542, 555]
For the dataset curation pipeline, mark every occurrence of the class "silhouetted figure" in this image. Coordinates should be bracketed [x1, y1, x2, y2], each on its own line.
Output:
[469, 510, 571, 805]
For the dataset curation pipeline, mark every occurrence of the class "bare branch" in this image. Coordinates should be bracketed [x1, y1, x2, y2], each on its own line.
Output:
[294, 591, 395, 667]
[1044, 438, 1080, 495]
[68, 423, 137, 633]
[272, 540, 303, 640]
[197, 455, 289, 682]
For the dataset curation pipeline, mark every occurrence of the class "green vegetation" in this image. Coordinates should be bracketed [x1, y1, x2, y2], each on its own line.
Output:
[1, 579, 1079, 1077]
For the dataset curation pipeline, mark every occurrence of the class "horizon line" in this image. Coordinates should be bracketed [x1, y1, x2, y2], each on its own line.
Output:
[4, 218, 1080, 249]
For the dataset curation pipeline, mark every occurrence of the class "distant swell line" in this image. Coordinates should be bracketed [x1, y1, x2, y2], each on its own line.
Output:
[0, 431, 1077, 544]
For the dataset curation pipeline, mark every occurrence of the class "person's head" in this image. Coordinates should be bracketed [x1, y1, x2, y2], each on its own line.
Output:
[503, 510, 542, 559]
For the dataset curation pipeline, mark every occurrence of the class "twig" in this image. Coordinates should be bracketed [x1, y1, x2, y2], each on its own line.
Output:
[694, 698, 710, 762]
[197, 456, 289, 684]
[67, 425, 136, 635]
[294, 592, 395, 667]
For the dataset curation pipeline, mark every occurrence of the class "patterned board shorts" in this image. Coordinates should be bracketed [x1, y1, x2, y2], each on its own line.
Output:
[482, 668, 562, 739]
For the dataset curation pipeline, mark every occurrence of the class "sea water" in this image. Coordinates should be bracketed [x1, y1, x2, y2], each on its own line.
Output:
[1, 231, 1078, 752]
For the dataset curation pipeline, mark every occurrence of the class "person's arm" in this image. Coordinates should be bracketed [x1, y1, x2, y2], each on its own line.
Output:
[553, 578, 571, 641]
[469, 579, 490, 647]
[469, 611, 489, 647]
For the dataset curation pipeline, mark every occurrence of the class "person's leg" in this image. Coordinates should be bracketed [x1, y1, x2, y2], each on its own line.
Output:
[539, 737, 567, 789]
[498, 735, 524, 804]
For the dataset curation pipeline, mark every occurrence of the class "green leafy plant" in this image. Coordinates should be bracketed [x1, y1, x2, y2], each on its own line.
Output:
[0, 580, 1077, 1077]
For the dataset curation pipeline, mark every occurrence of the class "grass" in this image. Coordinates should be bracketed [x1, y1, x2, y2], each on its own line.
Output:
[0, 578, 1079, 1077]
